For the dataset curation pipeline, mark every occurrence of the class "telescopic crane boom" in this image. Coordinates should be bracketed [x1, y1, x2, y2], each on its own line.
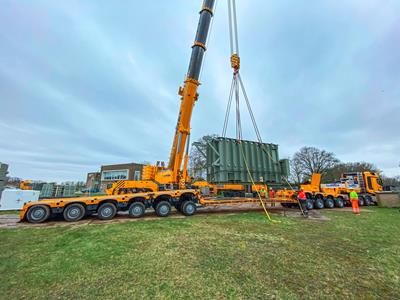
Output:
[168, 0, 215, 185]
[106, 0, 216, 194]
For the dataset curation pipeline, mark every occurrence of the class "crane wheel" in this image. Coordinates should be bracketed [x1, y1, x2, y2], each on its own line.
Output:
[306, 200, 314, 210]
[63, 203, 86, 222]
[364, 196, 372, 206]
[334, 198, 344, 208]
[97, 203, 117, 220]
[314, 198, 324, 209]
[129, 202, 146, 218]
[155, 201, 171, 217]
[324, 198, 335, 209]
[358, 196, 365, 207]
[26, 205, 51, 223]
[181, 201, 197, 216]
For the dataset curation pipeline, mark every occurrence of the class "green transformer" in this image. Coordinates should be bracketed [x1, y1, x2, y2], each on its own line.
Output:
[206, 137, 289, 185]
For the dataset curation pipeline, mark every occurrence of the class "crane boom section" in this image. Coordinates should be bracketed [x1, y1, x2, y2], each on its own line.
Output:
[168, 0, 215, 182]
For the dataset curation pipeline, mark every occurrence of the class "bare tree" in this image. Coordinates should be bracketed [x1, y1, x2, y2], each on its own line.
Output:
[380, 175, 400, 189]
[289, 158, 305, 184]
[189, 134, 218, 180]
[293, 146, 339, 178]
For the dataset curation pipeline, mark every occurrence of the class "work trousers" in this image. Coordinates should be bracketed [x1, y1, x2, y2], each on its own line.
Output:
[351, 199, 360, 214]
[299, 199, 308, 216]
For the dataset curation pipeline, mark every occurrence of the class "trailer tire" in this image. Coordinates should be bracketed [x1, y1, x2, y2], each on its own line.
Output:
[26, 205, 51, 223]
[364, 195, 372, 206]
[97, 203, 117, 220]
[358, 196, 365, 207]
[306, 200, 314, 210]
[181, 201, 197, 216]
[314, 198, 324, 209]
[155, 201, 171, 217]
[129, 202, 146, 218]
[63, 203, 85, 222]
[335, 198, 344, 208]
[324, 198, 335, 209]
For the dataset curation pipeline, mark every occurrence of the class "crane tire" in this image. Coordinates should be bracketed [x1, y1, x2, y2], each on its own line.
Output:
[129, 202, 146, 218]
[97, 203, 117, 220]
[26, 205, 51, 223]
[324, 198, 335, 209]
[155, 201, 171, 217]
[306, 200, 314, 210]
[314, 198, 324, 209]
[63, 203, 85, 222]
[334, 198, 344, 208]
[181, 201, 197, 216]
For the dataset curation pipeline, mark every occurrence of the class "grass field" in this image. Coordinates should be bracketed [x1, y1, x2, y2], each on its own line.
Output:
[0, 208, 399, 299]
[0, 210, 18, 215]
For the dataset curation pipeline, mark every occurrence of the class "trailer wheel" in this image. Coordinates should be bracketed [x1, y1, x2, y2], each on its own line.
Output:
[155, 201, 171, 217]
[324, 198, 335, 209]
[306, 199, 314, 210]
[181, 201, 197, 216]
[314, 198, 324, 209]
[26, 205, 50, 223]
[358, 196, 365, 207]
[63, 203, 85, 222]
[335, 198, 344, 208]
[97, 203, 117, 220]
[129, 202, 146, 218]
[366, 195, 376, 205]
[364, 195, 372, 206]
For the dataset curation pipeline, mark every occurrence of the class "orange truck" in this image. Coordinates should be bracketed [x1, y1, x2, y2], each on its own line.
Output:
[298, 172, 383, 210]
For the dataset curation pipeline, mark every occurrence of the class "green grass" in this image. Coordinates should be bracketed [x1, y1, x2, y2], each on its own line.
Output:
[0, 208, 399, 299]
[0, 210, 18, 215]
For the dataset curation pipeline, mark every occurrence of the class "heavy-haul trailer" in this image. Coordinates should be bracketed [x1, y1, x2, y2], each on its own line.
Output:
[20, 189, 297, 224]
[20, 190, 201, 223]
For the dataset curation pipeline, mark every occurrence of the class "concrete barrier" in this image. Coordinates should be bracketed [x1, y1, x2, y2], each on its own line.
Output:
[377, 192, 400, 208]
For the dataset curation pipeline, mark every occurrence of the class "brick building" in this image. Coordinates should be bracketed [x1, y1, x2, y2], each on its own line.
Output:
[86, 163, 145, 191]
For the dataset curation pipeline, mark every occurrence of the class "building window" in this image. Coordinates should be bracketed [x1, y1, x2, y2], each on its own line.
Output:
[101, 170, 129, 181]
[134, 170, 141, 180]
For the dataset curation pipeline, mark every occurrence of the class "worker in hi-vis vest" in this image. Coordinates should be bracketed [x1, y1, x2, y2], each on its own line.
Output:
[260, 187, 266, 198]
[297, 189, 308, 217]
[269, 188, 276, 207]
[349, 190, 360, 214]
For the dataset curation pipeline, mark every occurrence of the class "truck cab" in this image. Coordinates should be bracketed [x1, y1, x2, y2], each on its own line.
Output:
[341, 172, 383, 195]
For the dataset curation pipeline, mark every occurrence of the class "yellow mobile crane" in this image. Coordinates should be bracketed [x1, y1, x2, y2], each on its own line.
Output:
[20, 0, 217, 223]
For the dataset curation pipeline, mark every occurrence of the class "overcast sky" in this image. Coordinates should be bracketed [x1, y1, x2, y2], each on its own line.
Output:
[1, 0, 399, 181]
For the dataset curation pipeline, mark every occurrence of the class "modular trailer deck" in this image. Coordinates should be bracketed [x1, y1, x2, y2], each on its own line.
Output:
[20, 189, 298, 223]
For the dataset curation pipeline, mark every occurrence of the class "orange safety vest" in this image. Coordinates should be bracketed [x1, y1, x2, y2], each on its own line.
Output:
[269, 190, 275, 198]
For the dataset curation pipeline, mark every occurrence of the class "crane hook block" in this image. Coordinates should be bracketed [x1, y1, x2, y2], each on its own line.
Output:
[231, 54, 240, 71]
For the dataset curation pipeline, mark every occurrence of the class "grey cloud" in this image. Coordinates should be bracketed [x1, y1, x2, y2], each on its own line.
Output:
[1, 0, 399, 180]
